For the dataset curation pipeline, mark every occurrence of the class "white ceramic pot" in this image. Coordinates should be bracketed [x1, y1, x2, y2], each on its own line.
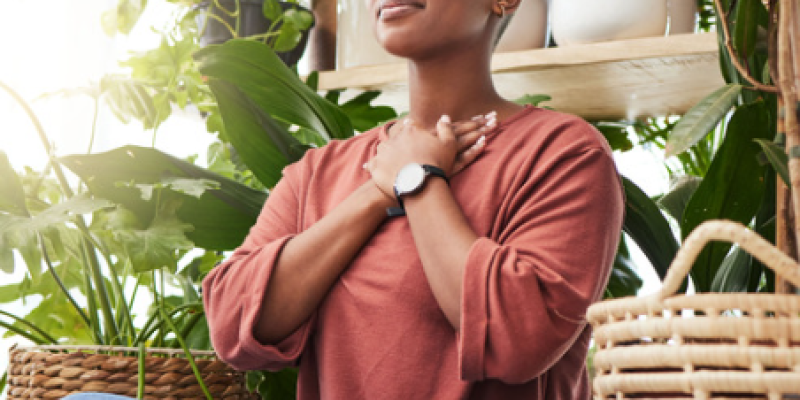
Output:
[496, 0, 549, 52]
[668, 0, 698, 34]
[337, 0, 402, 69]
[550, 0, 668, 46]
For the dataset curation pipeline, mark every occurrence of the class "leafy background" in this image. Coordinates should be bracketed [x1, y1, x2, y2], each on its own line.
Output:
[0, 0, 718, 396]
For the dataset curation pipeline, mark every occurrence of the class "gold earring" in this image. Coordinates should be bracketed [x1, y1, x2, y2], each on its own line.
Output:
[497, 3, 506, 17]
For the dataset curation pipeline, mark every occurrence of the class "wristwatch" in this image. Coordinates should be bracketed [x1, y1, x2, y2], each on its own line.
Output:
[388, 163, 449, 216]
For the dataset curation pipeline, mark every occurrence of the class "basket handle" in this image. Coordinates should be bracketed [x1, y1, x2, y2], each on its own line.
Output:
[658, 220, 800, 299]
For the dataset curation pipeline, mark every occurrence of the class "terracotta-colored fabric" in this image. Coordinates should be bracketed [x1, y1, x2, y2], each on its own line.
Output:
[202, 106, 624, 399]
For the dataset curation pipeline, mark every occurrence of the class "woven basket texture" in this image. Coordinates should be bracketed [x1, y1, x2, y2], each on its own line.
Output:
[7, 345, 259, 399]
[587, 221, 800, 400]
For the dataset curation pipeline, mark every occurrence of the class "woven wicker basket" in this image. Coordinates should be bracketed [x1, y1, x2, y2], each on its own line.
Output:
[6, 345, 258, 399]
[587, 220, 800, 400]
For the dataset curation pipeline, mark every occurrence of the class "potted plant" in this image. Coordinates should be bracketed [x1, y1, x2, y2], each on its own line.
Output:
[587, 0, 800, 397]
[0, 79, 267, 398]
[196, 0, 314, 66]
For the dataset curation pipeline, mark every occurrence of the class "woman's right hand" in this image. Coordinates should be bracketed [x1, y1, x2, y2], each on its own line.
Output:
[450, 112, 496, 175]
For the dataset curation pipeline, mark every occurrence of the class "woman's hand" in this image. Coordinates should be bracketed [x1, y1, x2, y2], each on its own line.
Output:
[364, 113, 496, 199]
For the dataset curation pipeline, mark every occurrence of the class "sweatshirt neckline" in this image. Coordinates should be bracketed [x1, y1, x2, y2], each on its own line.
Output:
[378, 104, 537, 142]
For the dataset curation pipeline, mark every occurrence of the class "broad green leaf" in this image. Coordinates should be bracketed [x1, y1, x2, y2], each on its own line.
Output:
[108, 200, 194, 273]
[710, 246, 754, 292]
[733, 0, 761, 58]
[121, 177, 222, 201]
[195, 39, 353, 140]
[681, 101, 771, 292]
[0, 151, 30, 217]
[665, 84, 743, 157]
[59, 146, 267, 251]
[210, 80, 310, 187]
[621, 176, 679, 280]
[754, 139, 790, 186]
[0, 196, 112, 238]
[338, 91, 398, 132]
[657, 175, 702, 223]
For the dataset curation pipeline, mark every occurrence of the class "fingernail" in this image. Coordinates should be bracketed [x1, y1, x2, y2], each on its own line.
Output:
[485, 110, 497, 119]
[440, 114, 451, 124]
[486, 117, 497, 128]
[403, 118, 411, 126]
[475, 136, 486, 148]
[471, 115, 484, 121]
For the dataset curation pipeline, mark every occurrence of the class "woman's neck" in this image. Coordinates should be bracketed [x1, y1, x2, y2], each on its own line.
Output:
[405, 49, 507, 129]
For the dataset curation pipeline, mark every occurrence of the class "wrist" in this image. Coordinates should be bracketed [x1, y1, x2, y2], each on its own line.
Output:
[360, 180, 396, 211]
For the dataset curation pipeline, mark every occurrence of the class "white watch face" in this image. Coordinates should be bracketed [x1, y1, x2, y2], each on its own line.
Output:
[395, 164, 426, 194]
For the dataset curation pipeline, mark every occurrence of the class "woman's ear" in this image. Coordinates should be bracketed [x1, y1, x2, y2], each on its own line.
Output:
[491, 0, 522, 17]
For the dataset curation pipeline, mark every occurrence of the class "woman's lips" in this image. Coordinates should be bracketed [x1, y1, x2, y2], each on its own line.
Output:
[378, 1, 424, 21]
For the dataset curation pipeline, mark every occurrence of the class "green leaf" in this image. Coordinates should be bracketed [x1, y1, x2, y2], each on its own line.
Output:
[755, 139, 790, 187]
[621, 176, 679, 280]
[733, 0, 762, 58]
[59, 146, 268, 251]
[305, 71, 319, 91]
[272, 23, 302, 53]
[195, 39, 353, 140]
[338, 91, 398, 132]
[102, 199, 194, 273]
[710, 246, 753, 292]
[209, 80, 310, 188]
[593, 122, 633, 152]
[0, 151, 29, 216]
[263, 0, 284, 20]
[257, 368, 298, 400]
[284, 8, 314, 31]
[121, 177, 222, 201]
[665, 84, 743, 157]
[657, 175, 702, 223]
[681, 101, 772, 292]
[0, 196, 112, 239]
[604, 239, 643, 299]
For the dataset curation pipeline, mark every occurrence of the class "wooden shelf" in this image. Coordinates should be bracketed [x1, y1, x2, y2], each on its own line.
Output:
[317, 33, 724, 120]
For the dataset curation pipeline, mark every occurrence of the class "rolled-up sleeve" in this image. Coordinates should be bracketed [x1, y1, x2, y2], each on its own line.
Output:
[202, 159, 314, 371]
[458, 147, 624, 384]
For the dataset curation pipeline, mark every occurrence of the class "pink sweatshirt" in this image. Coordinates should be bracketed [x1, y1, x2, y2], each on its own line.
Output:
[203, 106, 624, 399]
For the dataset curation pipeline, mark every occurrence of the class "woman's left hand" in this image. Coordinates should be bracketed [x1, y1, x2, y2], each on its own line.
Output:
[364, 114, 491, 200]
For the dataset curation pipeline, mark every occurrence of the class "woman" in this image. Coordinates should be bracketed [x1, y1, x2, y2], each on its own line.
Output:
[203, 0, 624, 398]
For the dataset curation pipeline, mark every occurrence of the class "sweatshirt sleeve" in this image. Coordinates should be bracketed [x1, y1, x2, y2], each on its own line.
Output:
[458, 146, 624, 384]
[202, 159, 313, 371]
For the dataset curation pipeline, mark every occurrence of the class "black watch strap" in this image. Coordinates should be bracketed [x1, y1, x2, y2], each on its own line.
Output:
[387, 164, 449, 217]
[422, 165, 449, 185]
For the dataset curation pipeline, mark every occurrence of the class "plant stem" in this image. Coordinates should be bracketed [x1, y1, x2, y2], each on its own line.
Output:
[37, 232, 93, 331]
[81, 240, 120, 343]
[713, 0, 780, 93]
[157, 306, 213, 400]
[87, 93, 100, 154]
[779, 0, 800, 282]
